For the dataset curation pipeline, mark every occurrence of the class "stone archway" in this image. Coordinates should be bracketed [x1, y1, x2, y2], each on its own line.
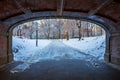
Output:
[0, 11, 120, 68]
[0, 11, 119, 68]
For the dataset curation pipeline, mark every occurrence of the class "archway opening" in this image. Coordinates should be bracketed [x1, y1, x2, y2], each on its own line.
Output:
[12, 18, 106, 64]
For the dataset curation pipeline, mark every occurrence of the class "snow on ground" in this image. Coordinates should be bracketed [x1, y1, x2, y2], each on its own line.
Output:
[62, 35, 106, 60]
[12, 36, 52, 62]
[12, 35, 105, 63]
[29, 40, 87, 61]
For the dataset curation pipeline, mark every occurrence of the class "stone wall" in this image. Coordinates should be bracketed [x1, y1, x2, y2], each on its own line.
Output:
[0, 27, 13, 67]
[110, 32, 120, 64]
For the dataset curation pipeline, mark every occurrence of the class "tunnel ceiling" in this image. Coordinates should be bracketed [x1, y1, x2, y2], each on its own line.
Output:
[0, 0, 119, 23]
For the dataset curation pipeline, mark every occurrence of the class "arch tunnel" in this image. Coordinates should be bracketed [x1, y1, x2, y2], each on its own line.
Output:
[0, 0, 120, 80]
[0, 11, 119, 66]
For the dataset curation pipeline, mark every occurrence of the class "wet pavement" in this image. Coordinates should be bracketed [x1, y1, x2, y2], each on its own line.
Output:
[0, 59, 120, 80]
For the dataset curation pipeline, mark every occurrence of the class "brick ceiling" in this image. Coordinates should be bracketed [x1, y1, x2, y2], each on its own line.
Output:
[0, 0, 119, 23]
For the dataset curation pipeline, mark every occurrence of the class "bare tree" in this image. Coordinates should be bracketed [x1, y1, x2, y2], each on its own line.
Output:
[76, 20, 82, 40]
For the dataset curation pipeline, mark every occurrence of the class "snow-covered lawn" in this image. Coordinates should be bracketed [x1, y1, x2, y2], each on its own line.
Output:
[12, 37, 52, 62]
[62, 35, 106, 60]
[12, 35, 106, 63]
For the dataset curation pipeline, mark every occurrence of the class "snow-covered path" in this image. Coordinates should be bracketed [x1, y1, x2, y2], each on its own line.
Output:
[12, 40, 96, 72]
[12, 36, 106, 72]
[20, 40, 90, 63]
[35, 40, 88, 60]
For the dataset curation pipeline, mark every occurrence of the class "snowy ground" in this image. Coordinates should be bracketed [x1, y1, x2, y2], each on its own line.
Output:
[12, 37, 52, 62]
[62, 36, 105, 60]
[12, 35, 105, 64]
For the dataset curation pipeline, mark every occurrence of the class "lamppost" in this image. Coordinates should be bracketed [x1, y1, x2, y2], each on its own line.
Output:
[76, 21, 81, 40]
[35, 22, 38, 47]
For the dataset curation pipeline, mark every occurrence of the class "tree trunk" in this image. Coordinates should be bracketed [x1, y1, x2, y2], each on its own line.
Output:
[72, 28, 74, 38]
[59, 28, 61, 39]
[66, 31, 69, 40]
[78, 28, 81, 40]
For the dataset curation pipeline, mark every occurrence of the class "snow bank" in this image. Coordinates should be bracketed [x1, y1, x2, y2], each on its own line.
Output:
[12, 37, 52, 50]
[62, 35, 106, 60]
[12, 37, 52, 62]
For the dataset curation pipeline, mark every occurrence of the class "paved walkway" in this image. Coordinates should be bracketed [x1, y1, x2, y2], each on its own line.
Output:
[0, 59, 120, 80]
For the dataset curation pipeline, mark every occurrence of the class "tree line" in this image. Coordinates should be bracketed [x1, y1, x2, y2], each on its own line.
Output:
[13, 19, 105, 40]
